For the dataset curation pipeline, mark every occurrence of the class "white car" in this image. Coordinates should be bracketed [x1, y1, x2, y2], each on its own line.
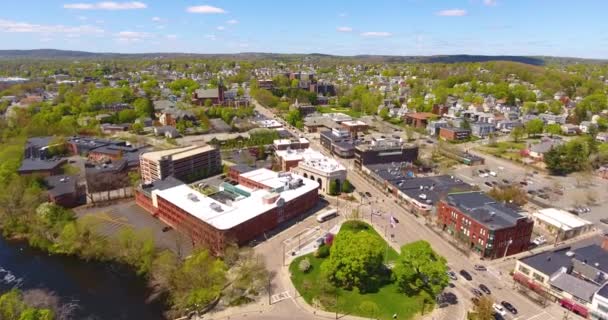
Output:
[533, 236, 546, 246]
[479, 173, 489, 178]
[489, 171, 497, 177]
[493, 303, 507, 317]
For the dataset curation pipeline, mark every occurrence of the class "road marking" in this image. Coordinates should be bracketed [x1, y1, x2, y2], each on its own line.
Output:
[270, 291, 291, 304]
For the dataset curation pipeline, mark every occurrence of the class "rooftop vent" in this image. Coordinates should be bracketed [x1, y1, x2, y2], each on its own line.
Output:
[209, 202, 223, 212]
[565, 251, 576, 257]
[187, 193, 199, 202]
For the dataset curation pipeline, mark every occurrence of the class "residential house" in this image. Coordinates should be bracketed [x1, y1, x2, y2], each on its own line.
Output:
[192, 87, 225, 105]
[527, 137, 563, 161]
[580, 121, 598, 134]
[561, 124, 579, 135]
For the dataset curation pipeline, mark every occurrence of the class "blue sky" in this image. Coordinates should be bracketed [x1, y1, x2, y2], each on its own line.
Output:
[1, 0, 607, 58]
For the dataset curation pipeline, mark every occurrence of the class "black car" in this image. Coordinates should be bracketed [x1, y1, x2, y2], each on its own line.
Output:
[484, 182, 493, 187]
[600, 218, 608, 225]
[502, 179, 510, 184]
[365, 191, 372, 197]
[500, 301, 518, 315]
[479, 284, 491, 295]
[470, 288, 483, 297]
[459, 269, 473, 281]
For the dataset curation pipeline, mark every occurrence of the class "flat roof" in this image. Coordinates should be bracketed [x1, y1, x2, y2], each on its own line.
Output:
[549, 272, 598, 302]
[18, 158, 66, 172]
[240, 168, 285, 189]
[45, 175, 77, 197]
[342, 120, 367, 126]
[445, 191, 527, 230]
[534, 208, 592, 231]
[519, 247, 574, 276]
[141, 145, 216, 162]
[152, 171, 318, 230]
[276, 148, 346, 173]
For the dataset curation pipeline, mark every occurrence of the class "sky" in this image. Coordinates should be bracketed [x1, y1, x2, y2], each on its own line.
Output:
[1, 0, 607, 58]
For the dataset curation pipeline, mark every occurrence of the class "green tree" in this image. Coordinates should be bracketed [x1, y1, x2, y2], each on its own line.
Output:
[113, 228, 156, 275]
[378, 107, 390, 120]
[544, 123, 562, 137]
[524, 118, 544, 137]
[131, 122, 144, 134]
[341, 179, 352, 193]
[133, 98, 153, 118]
[473, 296, 494, 320]
[392, 240, 449, 297]
[329, 180, 339, 195]
[544, 138, 592, 175]
[320, 229, 384, 291]
[46, 136, 68, 157]
[168, 79, 199, 95]
[170, 249, 226, 312]
[285, 109, 302, 127]
[510, 126, 525, 142]
[118, 109, 137, 123]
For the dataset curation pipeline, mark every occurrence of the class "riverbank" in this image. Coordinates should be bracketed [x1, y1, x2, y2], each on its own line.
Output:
[0, 236, 168, 320]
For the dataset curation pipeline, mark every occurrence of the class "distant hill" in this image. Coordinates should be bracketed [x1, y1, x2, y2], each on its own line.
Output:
[0, 49, 605, 65]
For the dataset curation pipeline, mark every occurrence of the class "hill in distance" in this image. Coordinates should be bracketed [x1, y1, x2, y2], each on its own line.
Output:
[0, 49, 606, 66]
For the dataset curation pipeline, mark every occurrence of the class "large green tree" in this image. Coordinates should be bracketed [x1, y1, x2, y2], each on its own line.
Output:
[524, 118, 544, 137]
[510, 126, 525, 142]
[392, 240, 449, 297]
[320, 229, 384, 291]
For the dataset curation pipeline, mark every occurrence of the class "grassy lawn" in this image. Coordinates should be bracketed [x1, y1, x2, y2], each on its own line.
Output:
[316, 106, 362, 118]
[289, 221, 428, 320]
[477, 141, 525, 158]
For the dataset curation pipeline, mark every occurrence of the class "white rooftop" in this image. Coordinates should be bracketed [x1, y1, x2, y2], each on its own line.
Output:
[257, 119, 283, 128]
[275, 148, 345, 173]
[533, 208, 592, 231]
[152, 170, 318, 230]
[273, 138, 309, 146]
[342, 120, 367, 126]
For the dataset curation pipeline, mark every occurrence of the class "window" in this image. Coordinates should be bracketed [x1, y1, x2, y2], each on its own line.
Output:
[518, 265, 530, 275]
[532, 272, 545, 282]
[598, 303, 608, 313]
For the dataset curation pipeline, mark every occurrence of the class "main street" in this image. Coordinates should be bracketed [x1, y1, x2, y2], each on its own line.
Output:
[242, 100, 578, 320]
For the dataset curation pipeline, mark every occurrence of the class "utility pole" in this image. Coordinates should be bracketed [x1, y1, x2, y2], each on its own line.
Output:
[503, 239, 513, 259]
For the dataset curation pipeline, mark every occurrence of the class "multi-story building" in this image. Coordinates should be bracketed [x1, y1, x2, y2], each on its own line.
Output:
[319, 128, 355, 158]
[354, 138, 418, 169]
[439, 127, 471, 141]
[514, 237, 608, 319]
[437, 191, 534, 259]
[273, 138, 310, 151]
[275, 148, 346, 194]
[140, 145, 221, 183]
[135, 169, 319, 254]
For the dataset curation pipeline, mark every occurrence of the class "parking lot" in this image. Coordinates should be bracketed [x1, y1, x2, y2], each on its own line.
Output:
[75, 201, 193, 257]
[452, 151, 608, 232]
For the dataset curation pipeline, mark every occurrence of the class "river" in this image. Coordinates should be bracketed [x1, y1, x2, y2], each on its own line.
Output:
[0, 236, 166, 320]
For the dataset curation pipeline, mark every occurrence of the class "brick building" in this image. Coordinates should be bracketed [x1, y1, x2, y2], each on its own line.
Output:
[136, 169, 319, 254]
[439, 127, 471, 141]
[437, 192, 533, 259]
[140, 145, 221, 183]
[273, 138, 310, 151]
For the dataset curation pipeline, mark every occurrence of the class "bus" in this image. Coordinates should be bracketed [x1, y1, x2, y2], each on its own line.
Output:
[316, 209, 338, 223]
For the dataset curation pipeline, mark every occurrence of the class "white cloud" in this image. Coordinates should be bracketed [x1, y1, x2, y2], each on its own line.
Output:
[239, 43, 249, 48]
[360, 31, 392, 37]
[226, 19, 238, 25]
[0, 19, 104, 35]
[166, 34, 177, 40]
[151, 16, 163, 22]
[204, 34, 216, 40]
[338, 12, 347, 17]
[436, 9, 467, 16]
[336, 26, 352, 32]
[483, 0, 497, 6]
[186, 5, 225, 14]
[77, 16, 87, 21]
[216, 26, 225, 31]
[115, 30, 150, 43]
[64, 1, 147, 10]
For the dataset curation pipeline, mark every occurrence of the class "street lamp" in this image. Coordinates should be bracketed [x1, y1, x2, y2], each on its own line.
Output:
[503, 238, 513, 258]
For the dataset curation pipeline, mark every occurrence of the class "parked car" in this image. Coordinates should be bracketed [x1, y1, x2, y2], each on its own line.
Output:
[484, 181, 493, 187]
[479, 284, 491, 295]
[533, 236, 546, 246]
[493, 303, 507, 317]
[471, 288, 483, 297]
[500, 301, 518, 315]
[459, 269, 473, 281]
[600, 218, 608, 225]
[474, 264, 487, 271]
[447, 271, 457, 281]
[489, 171, 497, 177]
[502, 179, 510, 184]
[519, 181, 528, 186]
[365, 191, 372, 197]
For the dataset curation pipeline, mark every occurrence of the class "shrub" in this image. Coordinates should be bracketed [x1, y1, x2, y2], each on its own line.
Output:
[316, 244, 330, 258]
[299, 258, 311, 273]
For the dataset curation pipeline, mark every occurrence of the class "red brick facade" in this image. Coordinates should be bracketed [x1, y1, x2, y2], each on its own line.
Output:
[437, 200, 533, 259]
[136, 187, 317, 255]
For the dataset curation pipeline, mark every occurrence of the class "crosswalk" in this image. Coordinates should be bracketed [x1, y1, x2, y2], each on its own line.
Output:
[270, 291, 291, 304]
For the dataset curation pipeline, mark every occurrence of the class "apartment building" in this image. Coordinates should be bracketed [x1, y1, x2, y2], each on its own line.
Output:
[140, 145, 221, 183]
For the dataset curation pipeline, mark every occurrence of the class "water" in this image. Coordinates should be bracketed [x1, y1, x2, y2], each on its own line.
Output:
[0, 236, 166, 320]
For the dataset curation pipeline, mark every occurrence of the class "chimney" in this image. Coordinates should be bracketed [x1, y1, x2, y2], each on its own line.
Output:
[602, 234, 608, 251]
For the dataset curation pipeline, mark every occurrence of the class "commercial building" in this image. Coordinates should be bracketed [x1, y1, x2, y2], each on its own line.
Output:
[319, 128, 355, 158]
[354, 138, 418, 169]
[514, 237, 608, 319]
[532, 208, 593, 241]
[591, 284, 608, 320]
[276, 148, 347, 194]
[18, 158, 66, 176]
[437, 192, 534, 259]
[192, 87, 225, 105]
[44, 175, 84, 208]
[272, 138, 309, 151]
[439, 127, 471, 141]
[341, 120, 368, 136]
[404, 112, 436, 128]
[136, 169, 319, 254]
[140, 145, 221, 183]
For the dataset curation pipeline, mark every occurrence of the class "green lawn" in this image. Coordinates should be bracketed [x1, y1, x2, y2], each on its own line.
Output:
[316, 106, 362, 118]
[478, 141, 525, 158]
[289, 221, 429, 320]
